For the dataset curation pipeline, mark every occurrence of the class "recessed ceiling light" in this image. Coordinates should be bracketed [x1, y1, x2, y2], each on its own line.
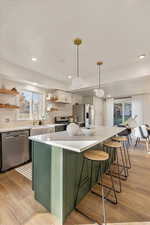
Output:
[33, 82, 38, 86]
[139, 54, 146, 59]
[68, 75, 72, 79]
[32, 57, 37, 62]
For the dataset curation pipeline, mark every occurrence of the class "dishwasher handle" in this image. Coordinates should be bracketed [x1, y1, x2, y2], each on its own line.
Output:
[4, 135, 18, 139]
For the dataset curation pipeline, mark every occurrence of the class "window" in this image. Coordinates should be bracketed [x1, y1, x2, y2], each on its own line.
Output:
[114, 99, 132, 125]
[18, 90, 43, 120]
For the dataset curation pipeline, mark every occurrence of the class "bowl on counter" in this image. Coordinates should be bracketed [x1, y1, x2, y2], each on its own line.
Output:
[81, 128, 96, 136]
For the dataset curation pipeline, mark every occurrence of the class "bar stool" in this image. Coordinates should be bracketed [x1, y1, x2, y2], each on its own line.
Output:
[74, 150, 117, 224]
[104, 141, 128, 181]
[112, 136, 131, 169]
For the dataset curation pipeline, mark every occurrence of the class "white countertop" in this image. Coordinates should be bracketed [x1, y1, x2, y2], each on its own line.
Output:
[29, 126, 125, 152]
[0, 124, 66, 133]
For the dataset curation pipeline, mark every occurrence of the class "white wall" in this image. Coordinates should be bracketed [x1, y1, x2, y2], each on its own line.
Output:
[0, 58, 67, 90]
[104, 98, 114, 127]
[132, 94, 150, 125]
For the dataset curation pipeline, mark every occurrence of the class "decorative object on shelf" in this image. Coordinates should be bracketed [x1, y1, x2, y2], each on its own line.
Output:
[0, 88, 19, 95]
[67, 123, 82, 136]
[46, 95, 58, 102]
[70, 38, 89, 90]
[0, 88, 19, 110]
[47, 107, 58, 112]
[94, 61, 105, 98]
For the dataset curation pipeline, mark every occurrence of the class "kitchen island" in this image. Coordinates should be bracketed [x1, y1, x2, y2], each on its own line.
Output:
[29, 126, 125, 224]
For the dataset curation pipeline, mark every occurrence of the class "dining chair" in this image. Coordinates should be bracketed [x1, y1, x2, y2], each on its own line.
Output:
[134, 126, 149, 152]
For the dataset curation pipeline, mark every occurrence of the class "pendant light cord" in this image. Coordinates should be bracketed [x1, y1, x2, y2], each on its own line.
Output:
[98, 64, 100, 89]
[74, 38, 82, 79]
[97, 61, 103, 89]
[76, 45, 79, 78]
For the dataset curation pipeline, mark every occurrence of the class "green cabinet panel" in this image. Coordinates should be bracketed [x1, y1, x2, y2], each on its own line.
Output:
[33, 142, 51, 211]
[31, 141, 114, 224]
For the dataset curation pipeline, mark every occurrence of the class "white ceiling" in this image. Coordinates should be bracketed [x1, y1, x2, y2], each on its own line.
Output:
[0, 0, 150, 94]
[75, 75, 150, 98]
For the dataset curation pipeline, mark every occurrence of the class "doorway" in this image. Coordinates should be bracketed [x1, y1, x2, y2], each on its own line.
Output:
[114, 99, 132, 126]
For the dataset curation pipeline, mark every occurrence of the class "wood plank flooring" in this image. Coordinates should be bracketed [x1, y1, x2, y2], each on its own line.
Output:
[0, 169, 47, 225]
[0, 145, 150, 225]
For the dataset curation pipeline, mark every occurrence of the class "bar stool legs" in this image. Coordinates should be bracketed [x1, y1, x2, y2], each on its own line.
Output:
[120, 146, 128, 179]
[93, 158, 118, 205]
[113, 136, 132, 171]
[100, 163, 107, 225]
[74, 150, 116, 224]
[103, 146, 122, 193]
[74, 158, 98, 224]
[123, 140, 131, 169]
[104, 141, 128, 182]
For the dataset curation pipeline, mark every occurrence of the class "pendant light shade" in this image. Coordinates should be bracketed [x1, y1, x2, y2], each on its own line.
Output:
[94, 61, 104, 98]
[70, 76, 86, 89]
[94, 88, 105, 98]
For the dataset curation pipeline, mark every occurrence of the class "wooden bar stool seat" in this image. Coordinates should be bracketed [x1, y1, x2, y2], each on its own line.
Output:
[104, 141, 121, 148]
[112, 136, 128, 142]
[84, 150, 109, 161]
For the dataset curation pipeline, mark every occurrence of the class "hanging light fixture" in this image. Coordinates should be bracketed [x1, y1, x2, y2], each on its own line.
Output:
[70, 38, 88, 90]
[94, 61, 104, 98]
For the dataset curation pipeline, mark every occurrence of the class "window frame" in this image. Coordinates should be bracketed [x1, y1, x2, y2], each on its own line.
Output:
[17, 89, 45, 121]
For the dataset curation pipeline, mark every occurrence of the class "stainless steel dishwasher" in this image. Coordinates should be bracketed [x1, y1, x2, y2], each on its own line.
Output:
[1, 130, 30, 171]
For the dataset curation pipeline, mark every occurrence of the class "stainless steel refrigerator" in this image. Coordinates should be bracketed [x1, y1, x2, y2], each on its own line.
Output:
[73, 104, 95, 128]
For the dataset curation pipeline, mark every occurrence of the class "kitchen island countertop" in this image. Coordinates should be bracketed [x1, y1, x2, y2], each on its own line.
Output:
[29, 126, 125, 152]
[0, 123, 67, 133]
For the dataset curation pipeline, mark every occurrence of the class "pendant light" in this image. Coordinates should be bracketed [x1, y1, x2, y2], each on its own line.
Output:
[70, 38, 87, 90]
[94, 61, 104, 98]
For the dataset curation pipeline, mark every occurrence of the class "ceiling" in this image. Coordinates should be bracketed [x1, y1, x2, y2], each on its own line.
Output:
[75, 75, 150, 98]
[0, 0, 150, 94]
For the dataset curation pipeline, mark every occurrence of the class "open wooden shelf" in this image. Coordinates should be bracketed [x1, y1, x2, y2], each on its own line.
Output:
[47, 108, 58, 112]
[46, 98, 58, 102]
[0, 104, 20, 109]
[0, 88, 19, 96]
[47, 99, 69, 104]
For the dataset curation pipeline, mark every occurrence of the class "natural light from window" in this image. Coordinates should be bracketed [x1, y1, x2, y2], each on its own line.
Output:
[18, 90, 43, 120]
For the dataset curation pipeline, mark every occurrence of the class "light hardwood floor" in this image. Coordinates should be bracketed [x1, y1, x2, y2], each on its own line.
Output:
[0, 146, 150, 225]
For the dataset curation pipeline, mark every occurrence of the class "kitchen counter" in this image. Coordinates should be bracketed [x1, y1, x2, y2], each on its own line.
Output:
[0, 124, 66, 133]
[29, 126, 125, 152]
[30, 126, 126, 224]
